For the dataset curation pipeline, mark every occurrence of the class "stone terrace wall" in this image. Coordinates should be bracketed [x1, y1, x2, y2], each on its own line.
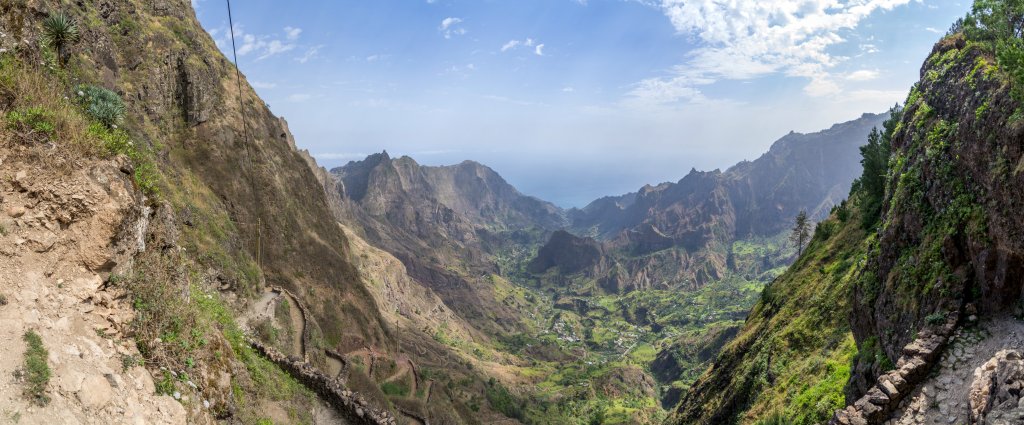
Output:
[248, 339, 397, 425]
[831, 315, 959, 425]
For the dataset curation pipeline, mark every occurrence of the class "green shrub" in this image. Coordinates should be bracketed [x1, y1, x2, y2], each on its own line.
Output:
[485, 380, 525, 421]
[155, 374, 176, 395]
[76, 85, 125, 128]
[5, 107, 55, 136]
[21, 330, 51, 405]
[380, 380, 410, 397]
[855, 104, 903, 229]
[86, 123, 160, 197]
[926, 311, 947, 325]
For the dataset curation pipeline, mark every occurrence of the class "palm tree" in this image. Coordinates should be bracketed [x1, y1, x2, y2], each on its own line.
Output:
[42, 12, 80, 66]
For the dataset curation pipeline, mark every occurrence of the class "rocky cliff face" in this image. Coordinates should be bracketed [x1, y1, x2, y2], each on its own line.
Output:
[672, 7, 1024, 424]
[335, 152, 564, 232]
[540, 114, 885, 297]
[527, 230, 605, 275]
[329, 152, 566, 338]
[846, 30, 1024, 415]
[571, 113, 884, 242]
[0, 0, 416, 422]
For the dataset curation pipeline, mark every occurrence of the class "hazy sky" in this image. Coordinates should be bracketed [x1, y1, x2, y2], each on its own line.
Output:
[193, 0, 968, 207]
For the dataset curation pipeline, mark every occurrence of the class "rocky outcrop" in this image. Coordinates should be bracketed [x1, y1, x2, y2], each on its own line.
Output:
[850, 33, 1024, 400]
[0, 134, 187, 423]
[528, 230, 604, 275]
[333, 153, 565, 232]
[571, 113, 887, 242]
[969, 349, 1024, 424]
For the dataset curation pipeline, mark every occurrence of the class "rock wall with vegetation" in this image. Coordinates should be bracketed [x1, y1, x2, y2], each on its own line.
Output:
[670, 2, 1024, 424]
[669, 196, 870, 424]
[850, 9, 1024, 397]
[0, 0, 412, 422]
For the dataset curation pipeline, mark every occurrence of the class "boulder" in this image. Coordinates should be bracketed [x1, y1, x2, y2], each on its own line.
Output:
[970, 349, 1024, 423]
[78, 374, 114, 408]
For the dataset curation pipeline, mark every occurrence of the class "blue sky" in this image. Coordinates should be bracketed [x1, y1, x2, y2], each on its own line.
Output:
[193, 0, 968, 207]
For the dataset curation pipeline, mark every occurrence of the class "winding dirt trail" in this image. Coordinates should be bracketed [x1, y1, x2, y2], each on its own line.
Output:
[325, 351, 346, 379]
[278, 290, 307, 358]
[0, 149, 186, 424]
[245, 288, 306, 359]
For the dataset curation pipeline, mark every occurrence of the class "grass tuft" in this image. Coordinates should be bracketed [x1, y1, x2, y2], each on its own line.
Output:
[21, 330, 51, 406]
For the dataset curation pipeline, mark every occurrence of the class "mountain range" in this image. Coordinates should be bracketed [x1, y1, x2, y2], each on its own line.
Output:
[5, 1, 1021, 424]
[315, 112, 886, 419]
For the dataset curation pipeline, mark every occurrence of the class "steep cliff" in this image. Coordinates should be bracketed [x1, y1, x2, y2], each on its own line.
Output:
[331, 153, 564, 338]
[0, 0, 426, 423]
[840, 12, 1024, 423]
[571, 113, 884, 241]
[559, 114, 886, 296]
[670, 3, 1024, 424]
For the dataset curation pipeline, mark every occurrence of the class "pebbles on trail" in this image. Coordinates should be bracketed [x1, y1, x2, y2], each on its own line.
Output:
[0, 152, 188, 425]
[888, 318, 1024, 425]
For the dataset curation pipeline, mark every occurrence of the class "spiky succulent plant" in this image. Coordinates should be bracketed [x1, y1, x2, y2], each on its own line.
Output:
[42, 12, 80, 66]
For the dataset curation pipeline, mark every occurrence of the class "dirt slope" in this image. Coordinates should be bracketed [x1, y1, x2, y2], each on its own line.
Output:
[0, 138, 185, 423]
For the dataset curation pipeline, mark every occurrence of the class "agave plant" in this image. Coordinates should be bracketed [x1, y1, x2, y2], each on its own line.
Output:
[77, 84, 125, 128]
[42, 12, 80, 66]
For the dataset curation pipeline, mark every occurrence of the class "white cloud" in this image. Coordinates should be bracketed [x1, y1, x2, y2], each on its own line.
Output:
[925, 27, 942, 34]
[295, 45, 324, 64]
[287, 93, 313, 102]
[225, 23, 301, 61]
[629, 0, 913, 104]
[846, 69, 880, 81]
[251, 81, 277, 89]
[443, 63, 477, 77]
[440, 17, 461, 30]
[562, 87, 575, 93]
[500, 38, 541, 54]
[440, 17, 466, 39]
[803, 78, 841, 97]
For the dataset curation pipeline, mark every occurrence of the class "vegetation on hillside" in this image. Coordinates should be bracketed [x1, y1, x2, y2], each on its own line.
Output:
[481, 232, 793, 424]
[669, 105, 907, 425]
[0, 5, 344, 423]
[20, 330, 51, 406]
[674, 0, 1024, 421]
[964, 0, 1024, 99]
[670, 195, 871, 424]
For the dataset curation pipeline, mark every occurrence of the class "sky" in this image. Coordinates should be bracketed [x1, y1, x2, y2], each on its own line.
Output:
[192, 0, 969, 207]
